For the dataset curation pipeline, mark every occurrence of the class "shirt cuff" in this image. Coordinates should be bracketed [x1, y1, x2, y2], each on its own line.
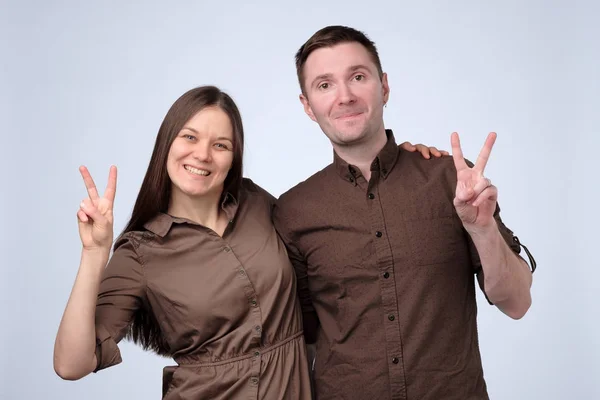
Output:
[93, 323, 123, 372]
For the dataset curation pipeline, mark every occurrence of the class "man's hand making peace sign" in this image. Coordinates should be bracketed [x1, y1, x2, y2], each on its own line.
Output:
[451, 132, 498, 232]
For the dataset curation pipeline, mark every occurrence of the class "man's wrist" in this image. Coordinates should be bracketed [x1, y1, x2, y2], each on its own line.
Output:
[464, 219, 500, 242]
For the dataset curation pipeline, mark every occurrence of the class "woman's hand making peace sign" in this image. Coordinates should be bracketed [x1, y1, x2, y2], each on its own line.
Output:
[76, 165, 118, 252]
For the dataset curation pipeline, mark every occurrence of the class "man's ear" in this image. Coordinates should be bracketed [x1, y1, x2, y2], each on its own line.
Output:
[381, 72, 390, 105]
[300, 94, 317, 122]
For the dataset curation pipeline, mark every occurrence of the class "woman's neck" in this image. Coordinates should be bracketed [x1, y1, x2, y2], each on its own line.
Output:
[167, 187, 224, 231]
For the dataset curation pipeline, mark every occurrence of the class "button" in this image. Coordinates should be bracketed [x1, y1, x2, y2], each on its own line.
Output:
[255, 325, 262, 333]
[253, 351, 260, 357]
[349, 167, 356, 174]
[239, 269, 246, 276]
[250, 377, 259, 385]
[388, 314, 395, 321]
[250, 299, 258, 307]
[368, 193, 375, 199]
[392, 357, 399, 364]
[349, 177, 354, 183]
[382, 168, 388, 174]
[375, 231, 383, 238]
[383, 272, 390, 279]
[229, 219, 234, 224]
[224, 247, 231, 252]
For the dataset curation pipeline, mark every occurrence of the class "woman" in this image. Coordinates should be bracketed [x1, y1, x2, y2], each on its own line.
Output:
[53, 86, 443, 399]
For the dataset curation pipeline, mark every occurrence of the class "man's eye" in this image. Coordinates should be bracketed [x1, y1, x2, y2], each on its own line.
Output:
[318, 83, 329, 90]
[354, 74, 364, 81]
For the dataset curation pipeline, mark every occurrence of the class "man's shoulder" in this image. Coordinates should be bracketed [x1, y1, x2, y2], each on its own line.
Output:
[273, 164, 335, 228]
[397, 149, 458, 185]
[277, 164, 335, 206]
[399, 147, 455, 169]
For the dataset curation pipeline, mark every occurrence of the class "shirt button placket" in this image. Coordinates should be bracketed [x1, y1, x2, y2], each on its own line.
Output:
[253, 324, 263, 344]
[249, 351, 261, 396]
[367, 176, 407, 396]
[225, 242, 261, 399]
[249, 375, 260, 399]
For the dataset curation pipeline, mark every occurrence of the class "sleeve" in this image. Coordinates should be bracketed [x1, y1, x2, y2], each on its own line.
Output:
[447, 159, 536, 304]
[93, 236, 146, 372]
[272, 200, 320, 344]
[468, 202, 523, 272]
[458, 159, 537, 274]
[467, 203, 537, 305]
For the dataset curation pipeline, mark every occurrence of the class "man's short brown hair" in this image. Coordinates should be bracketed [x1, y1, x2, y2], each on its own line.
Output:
[295, 25, 384, 95]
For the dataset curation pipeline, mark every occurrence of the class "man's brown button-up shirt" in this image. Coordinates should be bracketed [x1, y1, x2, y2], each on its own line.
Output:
[274, 130, 530, 400]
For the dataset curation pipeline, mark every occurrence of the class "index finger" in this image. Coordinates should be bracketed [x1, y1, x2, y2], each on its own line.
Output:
[79, 165, 100, 201]
[450, 132, 468, 171]
[474, 132, 497, 172]
[104, 165, 118, 204]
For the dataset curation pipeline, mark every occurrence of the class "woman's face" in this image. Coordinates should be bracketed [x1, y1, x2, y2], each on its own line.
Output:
[166, 106, 235, 202]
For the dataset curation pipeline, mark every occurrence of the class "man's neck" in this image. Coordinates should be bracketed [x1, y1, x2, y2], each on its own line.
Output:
[332, 128, 388, 182]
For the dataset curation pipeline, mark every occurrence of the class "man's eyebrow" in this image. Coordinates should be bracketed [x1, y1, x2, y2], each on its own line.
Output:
[348, 64, 372, 72]
[310, 65, 374, 87]
[311, 73, 333, 87]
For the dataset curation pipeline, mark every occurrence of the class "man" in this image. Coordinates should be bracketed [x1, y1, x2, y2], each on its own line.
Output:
[273, 26, 536, 400]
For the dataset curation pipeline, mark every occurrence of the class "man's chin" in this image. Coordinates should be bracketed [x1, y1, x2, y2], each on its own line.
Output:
[333, 128, 367, 144]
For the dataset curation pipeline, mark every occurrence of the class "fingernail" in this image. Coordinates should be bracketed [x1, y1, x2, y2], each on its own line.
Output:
[80, 202, 85, 208]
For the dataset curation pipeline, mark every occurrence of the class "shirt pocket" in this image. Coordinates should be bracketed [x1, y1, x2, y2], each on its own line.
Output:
[405, 216, 466, 266]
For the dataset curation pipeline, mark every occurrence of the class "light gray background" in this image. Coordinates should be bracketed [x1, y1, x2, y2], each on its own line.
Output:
[2, 0, 598, 399]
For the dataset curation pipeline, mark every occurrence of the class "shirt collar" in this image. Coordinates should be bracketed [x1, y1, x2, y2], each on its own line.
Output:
[143, 191, 239, 237]
[333, 129, 400, 184]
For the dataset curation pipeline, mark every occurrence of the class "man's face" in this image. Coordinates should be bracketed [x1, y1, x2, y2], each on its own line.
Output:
[300, 42, 389, 147]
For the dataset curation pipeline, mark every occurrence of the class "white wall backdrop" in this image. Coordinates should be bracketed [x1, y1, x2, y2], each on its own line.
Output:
[1, 0, 598, 398]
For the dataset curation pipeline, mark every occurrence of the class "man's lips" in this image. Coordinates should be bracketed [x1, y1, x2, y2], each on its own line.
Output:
[335, 111, 363, 119]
